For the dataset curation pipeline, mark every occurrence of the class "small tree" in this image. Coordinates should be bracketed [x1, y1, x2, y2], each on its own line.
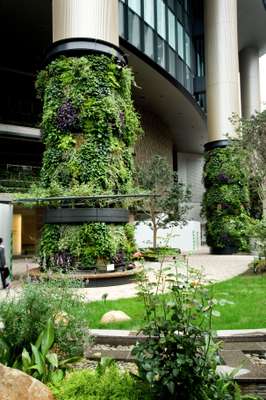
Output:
[233, 110, 266, 201]
[135, 155, 191, 249]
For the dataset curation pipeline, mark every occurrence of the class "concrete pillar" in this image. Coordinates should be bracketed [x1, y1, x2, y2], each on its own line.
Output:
[0, 203, 13, 271]
[52, 0, 119, 46]
[239, 47, 261, 118]
[204, 0, 240, 142]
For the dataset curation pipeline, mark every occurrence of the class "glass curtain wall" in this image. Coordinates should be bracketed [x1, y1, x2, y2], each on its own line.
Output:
[119, 0, 203, 99]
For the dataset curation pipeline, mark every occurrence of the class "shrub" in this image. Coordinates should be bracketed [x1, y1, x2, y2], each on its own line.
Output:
[0, 280, 87, 366]
[133, 260, 258, 400]
[51, 364, 152, 400]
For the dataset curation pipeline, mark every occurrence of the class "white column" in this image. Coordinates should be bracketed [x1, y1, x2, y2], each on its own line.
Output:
[52, 0, 119, 46]
[0, 203, 13, 270]
[204, 0, 240, 142]
[239, 47, 261, 118]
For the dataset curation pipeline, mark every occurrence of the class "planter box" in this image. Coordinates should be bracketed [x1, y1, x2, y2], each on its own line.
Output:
[44, 208, 129, 224]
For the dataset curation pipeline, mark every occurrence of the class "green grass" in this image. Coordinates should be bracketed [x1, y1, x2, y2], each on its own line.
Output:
[77, 273, 266, 331]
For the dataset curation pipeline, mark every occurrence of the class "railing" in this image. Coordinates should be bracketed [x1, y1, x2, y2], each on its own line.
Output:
[0, 164, 40, 193]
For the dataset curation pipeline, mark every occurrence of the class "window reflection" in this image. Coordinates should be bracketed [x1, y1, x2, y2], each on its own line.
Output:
[118, 0, 203, 97]
[168, 9, 176, 49]
[128, 0, 141, 16]
[177, 22, 184, 59]
[144, 25, 154, 59]
[128, 10, 141, 49]
[144, 0, 155, 28]
[157, 0, 166, 39]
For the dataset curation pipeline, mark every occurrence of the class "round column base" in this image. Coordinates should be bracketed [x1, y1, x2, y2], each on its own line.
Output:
[45, 38, 127, 66]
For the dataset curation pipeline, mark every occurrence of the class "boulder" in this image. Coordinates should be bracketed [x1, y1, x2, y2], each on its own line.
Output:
[0, 363, 54, 400]
[100, 310, 131, 324]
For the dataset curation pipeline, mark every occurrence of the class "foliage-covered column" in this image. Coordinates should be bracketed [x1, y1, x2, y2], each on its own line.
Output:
[202, 143, 251, 254]
[36, 55, 141, 269]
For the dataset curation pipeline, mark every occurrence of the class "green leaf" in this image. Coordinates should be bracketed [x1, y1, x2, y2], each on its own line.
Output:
[49, 369, 64, 385]
[167, 381, 175, 395]
[35, 330, 44, 350]
[46, 352, 58, 368]
[0, 338, 10, 365]
[31, 344, 45, 375]
[41, 318, 55, 356]
[22, 348, 32, 371]
[59, 356, 81, 367]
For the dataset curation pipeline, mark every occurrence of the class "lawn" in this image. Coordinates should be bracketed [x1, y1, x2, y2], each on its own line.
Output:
[79, 273, 266, 331]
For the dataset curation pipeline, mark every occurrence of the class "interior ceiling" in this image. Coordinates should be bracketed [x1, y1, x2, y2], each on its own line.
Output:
[238, 0, 266, 55]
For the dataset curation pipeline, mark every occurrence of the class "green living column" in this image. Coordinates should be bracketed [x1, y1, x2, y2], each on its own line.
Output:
[36, 55, 141, 270]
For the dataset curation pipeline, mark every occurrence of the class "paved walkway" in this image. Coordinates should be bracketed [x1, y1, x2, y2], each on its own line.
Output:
[0, 248, 254, 302]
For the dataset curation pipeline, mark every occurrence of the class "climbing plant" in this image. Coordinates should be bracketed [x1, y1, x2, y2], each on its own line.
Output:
[202, 143, 252, 253]
[36, 55, 141, 269]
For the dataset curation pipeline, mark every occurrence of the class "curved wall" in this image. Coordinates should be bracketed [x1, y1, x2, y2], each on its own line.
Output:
[119, 0, 205, 108]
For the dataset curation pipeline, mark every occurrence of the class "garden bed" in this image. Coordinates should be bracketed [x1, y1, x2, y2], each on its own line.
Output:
[29, 263, 143, 286]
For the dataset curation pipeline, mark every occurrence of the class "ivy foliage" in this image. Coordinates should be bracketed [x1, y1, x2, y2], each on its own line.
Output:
[39, 223, 136, 270]
[35, 55, 141, 269]
[36, 55, 142, 196]
[202, 143, 252, 252]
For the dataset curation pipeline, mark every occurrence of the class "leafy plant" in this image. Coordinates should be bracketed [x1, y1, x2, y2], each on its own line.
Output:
[232, 111, 266, 201]
[39, 223, 136, 271]
[51, 363, 152, 400]
[249, 218, 266, 273]
[20, 318, 79, 384]
[135, 155, 191, 248]
[33, 54, 143, 272]
[0, 280, 87, 366]
[133, 259, 255, 399]
[202, 143, 252, 252]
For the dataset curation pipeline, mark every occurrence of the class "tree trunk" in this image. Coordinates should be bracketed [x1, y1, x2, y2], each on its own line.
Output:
[152, 225, 157, 249]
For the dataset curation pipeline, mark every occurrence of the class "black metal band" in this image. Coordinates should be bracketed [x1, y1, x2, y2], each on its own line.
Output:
[204, 139, 229, 152]
[44, 208, 129, 224]
[44, 38, 127, 66]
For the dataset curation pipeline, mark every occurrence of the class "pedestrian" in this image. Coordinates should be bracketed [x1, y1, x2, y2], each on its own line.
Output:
[0, 238, 10, 289]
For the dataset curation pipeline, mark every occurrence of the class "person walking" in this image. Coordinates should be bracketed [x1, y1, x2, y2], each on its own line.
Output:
[0, 238, 10, 289]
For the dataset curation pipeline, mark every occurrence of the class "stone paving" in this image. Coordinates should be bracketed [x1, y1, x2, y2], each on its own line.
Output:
[0, 247, 254, 302]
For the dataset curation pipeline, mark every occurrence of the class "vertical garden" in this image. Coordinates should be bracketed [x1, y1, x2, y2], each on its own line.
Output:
[35, 55, 142, 270]
[202, 143, 252, 254]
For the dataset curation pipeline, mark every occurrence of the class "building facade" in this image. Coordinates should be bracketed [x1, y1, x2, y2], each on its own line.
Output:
[0, 0, 265, 256]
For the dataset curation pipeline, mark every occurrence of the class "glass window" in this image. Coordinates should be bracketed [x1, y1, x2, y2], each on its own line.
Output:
[167, 0, 175, 12]
[144, 25, 154, 59]
[185, 66, 193, 93]
[157, 0, 166, 39]
[157, 36, 165, 68]
[185, 32, 191, 68]
[128, 11, 141, 49]
[177, 2, 182, 21]
[168, 9, 175, 49]
[119, 2, 125, 37]
[177, 58, 184, 85]
[128, 0, 141, 16]
[168, 47, 176, 77]
[144, 0, 155, 28]
[177, 22, 184, 59]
